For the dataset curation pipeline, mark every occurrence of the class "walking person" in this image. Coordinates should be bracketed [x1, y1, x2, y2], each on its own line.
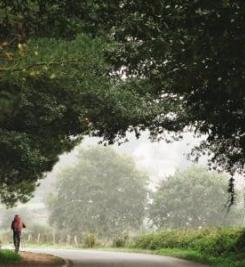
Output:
[11, 215, 26, 253]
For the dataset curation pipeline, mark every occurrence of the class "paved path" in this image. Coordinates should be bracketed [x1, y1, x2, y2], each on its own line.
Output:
[27, 248, 209, 267]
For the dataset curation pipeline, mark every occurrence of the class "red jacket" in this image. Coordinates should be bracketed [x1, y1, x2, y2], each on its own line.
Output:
[11, 215, 26, 233]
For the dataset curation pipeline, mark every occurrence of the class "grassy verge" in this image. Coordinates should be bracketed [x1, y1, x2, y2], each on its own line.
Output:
[0, 249, 21, 263]
[132, 228, 245, 267]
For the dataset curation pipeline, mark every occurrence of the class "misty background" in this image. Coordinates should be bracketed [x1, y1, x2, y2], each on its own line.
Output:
[0, 132, 244, 247]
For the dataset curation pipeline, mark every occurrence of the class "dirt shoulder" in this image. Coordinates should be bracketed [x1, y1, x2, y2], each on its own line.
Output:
[5, 251, 65, 266]
[21, 251, 65, 265]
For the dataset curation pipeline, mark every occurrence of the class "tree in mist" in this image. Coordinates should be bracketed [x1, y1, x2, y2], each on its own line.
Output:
[47, 147, 148, 238]
[149, 166, 243, 229]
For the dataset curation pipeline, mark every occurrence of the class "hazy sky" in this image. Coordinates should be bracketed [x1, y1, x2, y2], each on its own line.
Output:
[5, 131, 243, 222]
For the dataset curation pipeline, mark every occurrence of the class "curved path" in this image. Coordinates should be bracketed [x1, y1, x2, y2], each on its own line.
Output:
[27, 248, 209, 267]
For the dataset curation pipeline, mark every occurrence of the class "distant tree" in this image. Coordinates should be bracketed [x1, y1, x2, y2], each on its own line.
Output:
[47, 147, 148, 238]
[149, 166, 243, 229]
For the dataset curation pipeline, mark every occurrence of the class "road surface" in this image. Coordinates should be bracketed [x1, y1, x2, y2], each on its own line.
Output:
[27, 248, 209, 267]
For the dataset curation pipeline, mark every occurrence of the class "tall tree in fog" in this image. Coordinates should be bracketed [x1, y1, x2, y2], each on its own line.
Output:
[149, 166, 243, 229]
[48, 147, 148, 237]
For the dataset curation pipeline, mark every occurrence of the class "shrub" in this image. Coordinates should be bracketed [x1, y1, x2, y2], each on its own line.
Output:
[191, 228, 243, 256]
[112, 234, 129, 248]
[134, 228, 245, 257]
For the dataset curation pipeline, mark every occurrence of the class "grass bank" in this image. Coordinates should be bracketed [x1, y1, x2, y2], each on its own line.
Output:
[0, 249, 21, 263]
[132, 227, 245, 267]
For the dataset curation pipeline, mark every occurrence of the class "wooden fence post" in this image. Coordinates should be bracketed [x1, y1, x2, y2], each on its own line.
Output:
[37, 233, 41, 243]
[74, 235, 78, 246]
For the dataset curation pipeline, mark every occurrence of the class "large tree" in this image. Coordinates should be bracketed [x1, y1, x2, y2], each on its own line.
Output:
[19, 0, 245, 174]
[149, 166, 243, 229]
[57, 0, 245, 174]
[2, 1, 245, 205]
[48, 147, 148, 238]
[0, 1, 158, 206]
[0, 34, 110, 205]
[109, 1, 245, 175]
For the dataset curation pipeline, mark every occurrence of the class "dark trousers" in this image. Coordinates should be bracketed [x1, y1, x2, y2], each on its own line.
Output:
[13, 231, 21, 253]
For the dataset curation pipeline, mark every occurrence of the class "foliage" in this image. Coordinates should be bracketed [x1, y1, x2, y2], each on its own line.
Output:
[0, 0, 104, 40]
[32, 0, 244, 175]
[81, 1, 245, 175]
[133, 228, 245, 266]
[149, 166, 243, 229]
[0, 31, 110, 205]
[0, 1, 163, 206]
[2, 1, 245, 205]
[48, 147, 148, 238]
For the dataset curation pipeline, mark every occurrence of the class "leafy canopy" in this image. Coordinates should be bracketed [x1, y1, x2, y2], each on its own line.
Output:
[53, 0, 245, 174]
[0, 2, 159, 206]
[1, 1, 245, 204]
[0, 34, 109, 206]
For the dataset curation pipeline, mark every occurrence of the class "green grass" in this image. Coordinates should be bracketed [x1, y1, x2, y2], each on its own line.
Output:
[0, 249, 21, 263]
